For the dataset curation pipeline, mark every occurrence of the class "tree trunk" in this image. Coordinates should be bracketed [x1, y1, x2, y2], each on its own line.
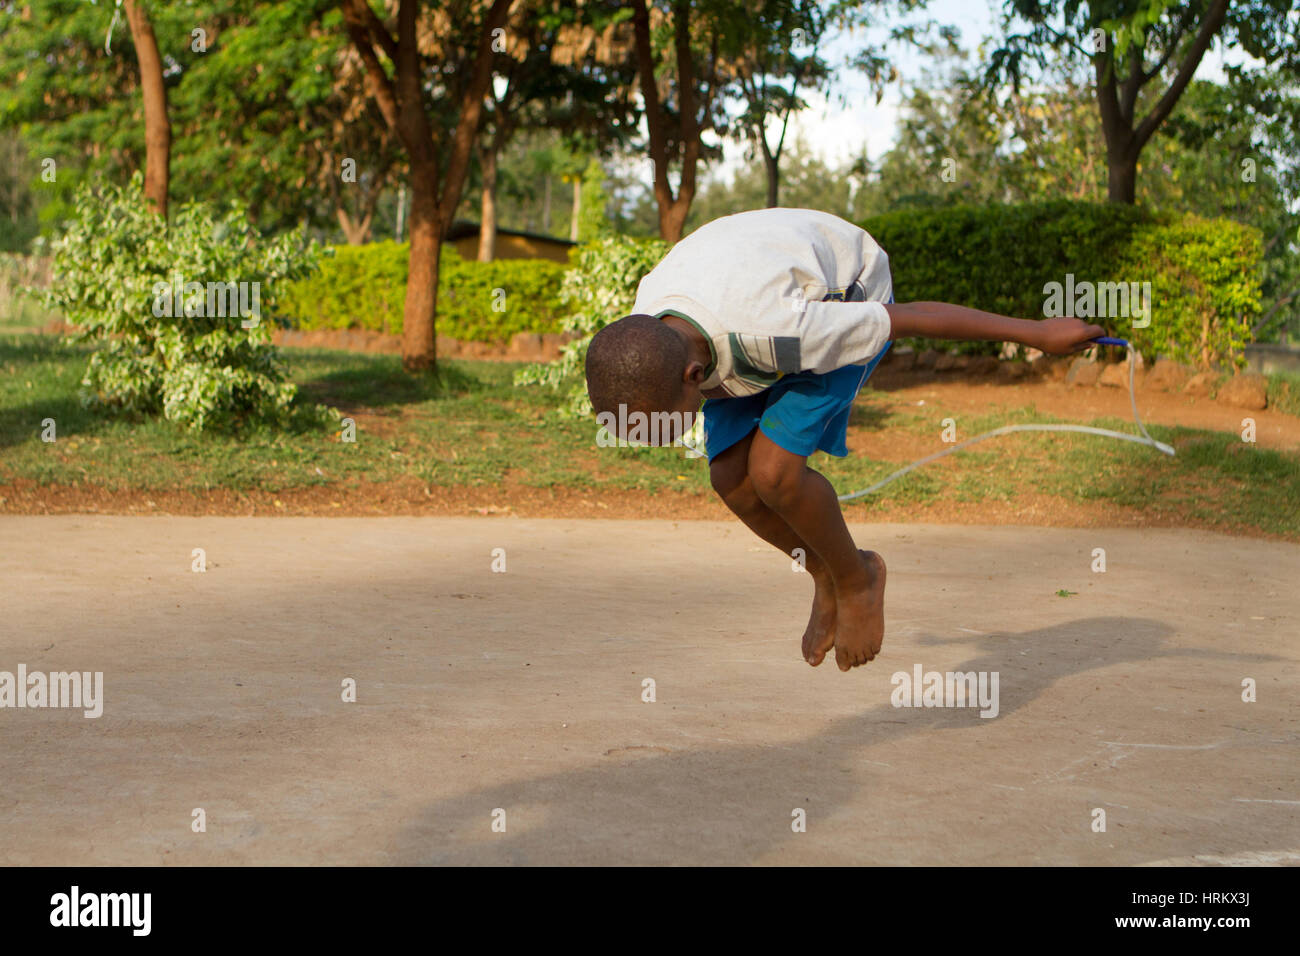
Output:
[1106, 154, 1137, 204]
[570, 177, 581, 241]
[760, 136, 779, 208]
[403, 159, 441, 372]
[122, 0, 170, 218]
[660, 199, 690, 243]
[477, 146, 497, 262]
[542, 174, 551, 232]
[1094, 0, 1229, 206]
[340, 0, 509, 372]
[632, 0, 705, 243]
[336, 207, 373, 245]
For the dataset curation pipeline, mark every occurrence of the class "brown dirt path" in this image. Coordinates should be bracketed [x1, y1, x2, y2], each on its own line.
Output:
[1, 517, 1295, 865]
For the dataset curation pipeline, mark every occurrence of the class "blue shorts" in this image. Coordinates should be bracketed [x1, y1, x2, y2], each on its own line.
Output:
[703, 288, 893, 464]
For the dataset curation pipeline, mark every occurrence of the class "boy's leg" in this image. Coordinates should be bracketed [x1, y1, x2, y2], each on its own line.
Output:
[709, 430, 838, 665]
[745, 430, 886, 671]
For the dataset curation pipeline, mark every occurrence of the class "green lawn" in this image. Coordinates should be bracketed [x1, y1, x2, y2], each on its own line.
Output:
[0, 332, 703, 497]
[2, 330, 1299, 537]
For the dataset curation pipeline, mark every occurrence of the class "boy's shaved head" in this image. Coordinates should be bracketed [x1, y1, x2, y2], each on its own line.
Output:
[585, 314, 689, 417]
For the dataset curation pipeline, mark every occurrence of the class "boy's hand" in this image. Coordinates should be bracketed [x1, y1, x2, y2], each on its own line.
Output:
[1030, 317, 1107, 355]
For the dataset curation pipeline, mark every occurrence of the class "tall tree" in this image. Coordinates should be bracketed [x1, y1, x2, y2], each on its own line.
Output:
[988, 0, 1298, 203]
[173, 1, 404, 240]
[731, 0, 833, 208]
[472, 1, 637, 259]
[0, 1, 391, 238]
[631, 0, 734, 242]
[340, 0, 510, 372]
[0, 0, 199, 225]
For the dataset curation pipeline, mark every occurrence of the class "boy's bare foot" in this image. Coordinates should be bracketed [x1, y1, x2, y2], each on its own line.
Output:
[802, 570, 837, 666]
[833, 550, 886, 672]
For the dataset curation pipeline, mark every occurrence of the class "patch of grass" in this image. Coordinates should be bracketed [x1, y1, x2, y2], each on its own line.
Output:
[0, 294, 59, 331]
[836, 400, 1300, 537]
[1267, 371, 1300, 417]
[0, 334, 716, 497]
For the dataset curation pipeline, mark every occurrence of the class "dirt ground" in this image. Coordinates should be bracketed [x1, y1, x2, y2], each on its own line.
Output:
[865, 369, 1300, 452]
[0, 516, 1295, 865]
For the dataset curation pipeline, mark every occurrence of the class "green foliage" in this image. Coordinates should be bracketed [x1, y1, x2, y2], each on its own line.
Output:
[278, 242, 406, 334]
[861, 200, 1261, 368]
[44, 173, 321, 431]
[577, 158, 615, 242]
[277, 242, 569, 342]
[0, 132, 44, 252]
[1124, 216, 1261, 368]
[513, 235, 670, 417]
[0, 1, 396, 242]
[440, 248, 569, 343]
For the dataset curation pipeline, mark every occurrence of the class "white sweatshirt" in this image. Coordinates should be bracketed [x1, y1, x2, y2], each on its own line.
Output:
[631, 208, 893, 397]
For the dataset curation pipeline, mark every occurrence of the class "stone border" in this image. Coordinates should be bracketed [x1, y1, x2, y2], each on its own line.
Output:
[875, 348, 1269, 410]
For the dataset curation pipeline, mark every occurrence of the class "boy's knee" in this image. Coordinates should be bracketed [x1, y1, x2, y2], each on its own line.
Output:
[748, 447, 804, 509]
[710, 454, 752, 505]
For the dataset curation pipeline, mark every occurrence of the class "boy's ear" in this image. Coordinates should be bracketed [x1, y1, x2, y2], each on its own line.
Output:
[683, 360, 707, 385]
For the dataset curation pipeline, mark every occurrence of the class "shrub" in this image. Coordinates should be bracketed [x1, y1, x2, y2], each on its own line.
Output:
[862, 200, 1262, 368]
[44, 173, 321, 431]
[277, 241, 568, 343]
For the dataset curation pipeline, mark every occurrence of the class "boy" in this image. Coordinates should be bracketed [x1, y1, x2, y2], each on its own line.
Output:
[584, 208, 1103, 672]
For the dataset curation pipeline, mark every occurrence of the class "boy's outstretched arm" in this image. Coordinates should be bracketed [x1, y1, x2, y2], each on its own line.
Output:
[884, 302, 1105, 355]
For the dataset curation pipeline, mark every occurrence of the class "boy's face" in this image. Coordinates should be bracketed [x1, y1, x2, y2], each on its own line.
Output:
[664, 382, 703, 442]
[655, 356, 719, 443]
[621, 389, 699, 446]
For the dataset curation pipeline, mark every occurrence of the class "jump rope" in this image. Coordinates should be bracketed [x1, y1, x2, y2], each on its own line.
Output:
[835, 337, 1176, 503]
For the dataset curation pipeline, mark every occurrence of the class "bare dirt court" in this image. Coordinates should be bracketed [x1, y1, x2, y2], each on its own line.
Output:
[1, 515, 1296, 866]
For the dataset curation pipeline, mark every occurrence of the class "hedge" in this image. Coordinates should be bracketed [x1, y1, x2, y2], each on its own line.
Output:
[281, 204, 1262, 369]
[278, 241, 568, 343]
[861, 200, 1262, 368]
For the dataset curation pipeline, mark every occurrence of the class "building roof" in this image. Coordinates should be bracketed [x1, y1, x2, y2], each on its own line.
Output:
[445, 220, 577, 246]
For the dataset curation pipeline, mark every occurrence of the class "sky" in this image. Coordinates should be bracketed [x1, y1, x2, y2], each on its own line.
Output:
[695, 0, 1272, 186]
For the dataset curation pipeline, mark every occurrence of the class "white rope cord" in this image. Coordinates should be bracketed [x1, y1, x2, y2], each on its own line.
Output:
[837, 343, 1175, 503]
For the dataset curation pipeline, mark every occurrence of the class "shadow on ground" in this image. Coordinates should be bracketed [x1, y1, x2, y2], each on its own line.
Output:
[397, 614, 1271, 865]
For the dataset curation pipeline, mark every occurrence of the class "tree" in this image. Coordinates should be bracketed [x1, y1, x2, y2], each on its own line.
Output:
[471, 1, 637, 259]
[0, 0, 196, 226]
[988, 0, 1299, 203]
[685, 134, 863, 227]
[630, 0, 734, 242]
[0, 1, 396, 240]
[340, 0, 511, 372]
[173, 1, 405, 241]
[730, 0, 833, 207]
[1163, 74, 1300, 340]
[121, 0, 171, 216]
[863, 51, 1109, 210]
